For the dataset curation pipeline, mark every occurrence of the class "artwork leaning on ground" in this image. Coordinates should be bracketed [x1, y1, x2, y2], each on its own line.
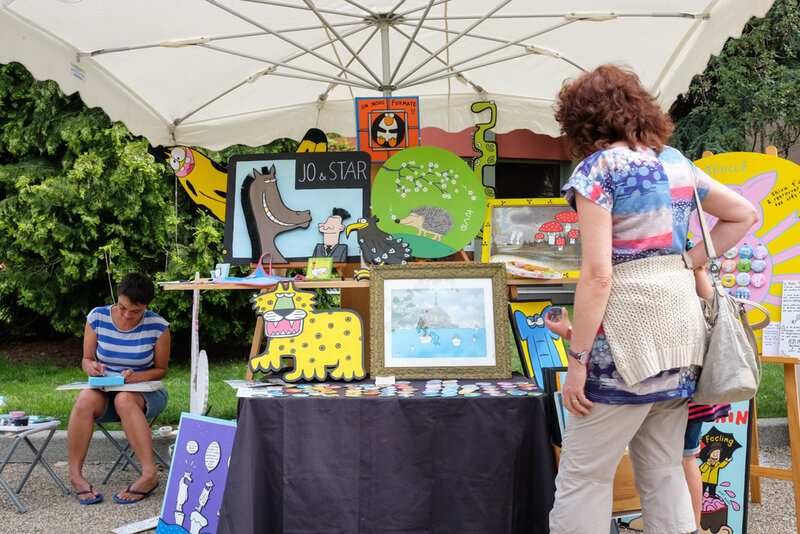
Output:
[249, 281, 366, 382]
[695, 400, 753, 534]
[157, 414, 237, 534]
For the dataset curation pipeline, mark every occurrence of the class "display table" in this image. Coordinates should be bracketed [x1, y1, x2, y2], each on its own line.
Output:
[0, 420, 69, 513]
[217, 380, 556, 534]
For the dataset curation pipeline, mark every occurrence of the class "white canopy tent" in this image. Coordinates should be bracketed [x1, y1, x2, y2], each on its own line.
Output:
[0, 0, 774, 150]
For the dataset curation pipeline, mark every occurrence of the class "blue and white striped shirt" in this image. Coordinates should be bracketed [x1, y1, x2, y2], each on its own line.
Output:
[86, 305, 169, 375]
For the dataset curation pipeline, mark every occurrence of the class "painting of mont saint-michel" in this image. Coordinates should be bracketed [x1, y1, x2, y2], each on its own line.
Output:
[384, 278, 497, 368]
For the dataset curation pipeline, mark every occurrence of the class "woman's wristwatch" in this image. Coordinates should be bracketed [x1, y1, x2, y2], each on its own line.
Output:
[568, 348, 590, 365]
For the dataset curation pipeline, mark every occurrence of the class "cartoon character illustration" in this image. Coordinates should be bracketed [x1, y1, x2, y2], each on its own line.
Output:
[470, 100, 497, 198]
[308, 260, 330, 279]
[241, 165, 312, 263]
[513, 306, 566, 386]
[249, 282, 366, 382]
[149, 145, 229, 221]
[312, 207, 350, 261]
[174, 471, 193, 526]
[451, 333, 462, 347]
[395, 206, 455, 242]
[371, 112, 405, 148]
[346, 215, 413, 266]
[296, 127, 328, 152]
[189, 480, 214, 534]
[699, 442, 732, 497]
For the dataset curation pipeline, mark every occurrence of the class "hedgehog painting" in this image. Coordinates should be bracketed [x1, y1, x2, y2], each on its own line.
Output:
[395, 206, 454, 242]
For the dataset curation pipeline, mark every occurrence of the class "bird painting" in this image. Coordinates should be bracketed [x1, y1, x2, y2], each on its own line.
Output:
[346, 215, 413, 266]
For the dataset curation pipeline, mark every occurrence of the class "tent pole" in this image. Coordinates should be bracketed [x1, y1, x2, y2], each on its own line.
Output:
[380, 20, 392, 97]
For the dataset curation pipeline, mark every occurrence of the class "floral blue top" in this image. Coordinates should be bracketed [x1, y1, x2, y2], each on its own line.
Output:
[563, 146, 712, 404]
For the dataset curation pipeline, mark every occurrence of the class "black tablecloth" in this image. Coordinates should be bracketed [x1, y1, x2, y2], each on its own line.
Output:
[217, 381, 556, 534]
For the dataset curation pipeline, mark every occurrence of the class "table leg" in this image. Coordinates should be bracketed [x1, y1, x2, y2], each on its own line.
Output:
[0, 437, 26, 513]
[750, 396, 762, 502]
[784, 363, 800, 534]
[17, 431, 69, 495]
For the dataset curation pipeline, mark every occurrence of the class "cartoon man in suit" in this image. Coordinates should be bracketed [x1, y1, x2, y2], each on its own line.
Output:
[312, 207, 350, 262]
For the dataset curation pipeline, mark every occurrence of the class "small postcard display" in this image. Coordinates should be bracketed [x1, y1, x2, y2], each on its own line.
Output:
[249, 281, 366, 382]
[369, 262, 511, 379]
[157, 413, 237, 534]
[355, 96, 421, 163]
[780, 280, 800, 358]
[306, 257, 334, 281]
[481, 198, 581, 279]
[370, 146, 487, 259]
[695, 401, 753, 534]
[691, 151, 800, 336]
[508, 301, 569, 387]
[222, 151, 371, 264]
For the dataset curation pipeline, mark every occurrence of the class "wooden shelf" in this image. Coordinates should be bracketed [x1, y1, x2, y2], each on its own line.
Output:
[160, 276, 577, 291]
[160, 278, 369, 291]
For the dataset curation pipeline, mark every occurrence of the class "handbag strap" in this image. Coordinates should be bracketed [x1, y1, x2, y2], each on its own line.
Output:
[689, 185, 771, 331]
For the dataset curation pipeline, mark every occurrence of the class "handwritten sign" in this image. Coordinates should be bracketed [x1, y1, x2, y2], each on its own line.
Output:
[295, 152, 370, 189]
[780, 281, 800, 358]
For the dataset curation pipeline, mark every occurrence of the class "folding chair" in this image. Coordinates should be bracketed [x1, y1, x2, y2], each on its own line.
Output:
[95, 415, 171, 485]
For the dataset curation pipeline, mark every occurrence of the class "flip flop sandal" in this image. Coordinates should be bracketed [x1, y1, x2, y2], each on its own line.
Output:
[76, 485, 103, 505]
[113, 481, 159, 504]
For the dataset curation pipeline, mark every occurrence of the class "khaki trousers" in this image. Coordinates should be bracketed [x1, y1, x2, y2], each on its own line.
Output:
[549, 398, 695, 534]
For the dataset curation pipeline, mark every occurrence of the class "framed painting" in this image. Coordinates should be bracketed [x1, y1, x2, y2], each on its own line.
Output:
[369, 262, 511, 379]
[481, 198, 581, 279]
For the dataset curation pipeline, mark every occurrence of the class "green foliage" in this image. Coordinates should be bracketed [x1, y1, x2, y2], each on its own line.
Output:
[0, 61, 333, 348]
[671, 0, 800, 159]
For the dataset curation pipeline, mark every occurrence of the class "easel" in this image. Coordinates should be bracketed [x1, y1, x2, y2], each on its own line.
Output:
[749, 355, 800, 533]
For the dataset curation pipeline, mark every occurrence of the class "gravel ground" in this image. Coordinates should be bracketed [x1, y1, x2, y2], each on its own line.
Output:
[0, 447, 795, 533]
[1, 461, 166, 534]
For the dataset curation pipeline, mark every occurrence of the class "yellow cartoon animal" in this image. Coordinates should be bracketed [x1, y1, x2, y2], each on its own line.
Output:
[249, 282, 365, 382]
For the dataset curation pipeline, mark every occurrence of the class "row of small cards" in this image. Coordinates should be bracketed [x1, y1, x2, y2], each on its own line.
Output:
[237, 379, 543, 398]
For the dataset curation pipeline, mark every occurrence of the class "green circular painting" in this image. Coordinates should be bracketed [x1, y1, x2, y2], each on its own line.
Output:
[372, 146, 487, 258]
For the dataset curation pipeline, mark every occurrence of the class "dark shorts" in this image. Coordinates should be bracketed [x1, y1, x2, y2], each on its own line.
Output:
[95, 388, 168, 423]
[683, 420, 703, 456]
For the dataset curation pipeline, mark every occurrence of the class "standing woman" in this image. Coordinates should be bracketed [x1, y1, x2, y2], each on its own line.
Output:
[548, 65, 758, 534]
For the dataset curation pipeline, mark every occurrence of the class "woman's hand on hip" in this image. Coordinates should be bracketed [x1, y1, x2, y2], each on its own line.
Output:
[562, 364, 594, 417]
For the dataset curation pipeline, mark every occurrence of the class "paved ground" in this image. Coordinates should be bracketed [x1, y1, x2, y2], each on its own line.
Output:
[0, 446, 796, 533]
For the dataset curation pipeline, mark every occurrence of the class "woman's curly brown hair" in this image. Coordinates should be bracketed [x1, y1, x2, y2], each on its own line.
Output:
[554, 64, 674, 159]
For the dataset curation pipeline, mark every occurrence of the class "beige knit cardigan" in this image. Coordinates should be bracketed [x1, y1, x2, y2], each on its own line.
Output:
[601, 254, 707, 386]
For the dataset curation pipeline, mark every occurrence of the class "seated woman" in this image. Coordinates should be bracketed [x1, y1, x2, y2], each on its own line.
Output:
[68, 272, 170, 505]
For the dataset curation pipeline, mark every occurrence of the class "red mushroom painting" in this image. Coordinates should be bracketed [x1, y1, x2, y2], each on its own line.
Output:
[568, 229, 579, 244]
[555, 236, 566, 251]
[554, 211, 578, 232]
[539, 221, 563, 245]
[534, 232, 545, 244]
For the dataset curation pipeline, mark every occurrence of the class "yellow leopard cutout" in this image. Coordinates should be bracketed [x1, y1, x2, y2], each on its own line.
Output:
[249, 281, 365, 382]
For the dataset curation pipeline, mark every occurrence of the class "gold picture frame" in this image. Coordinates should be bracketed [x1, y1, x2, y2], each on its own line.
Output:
[369, 262, 511, 379]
